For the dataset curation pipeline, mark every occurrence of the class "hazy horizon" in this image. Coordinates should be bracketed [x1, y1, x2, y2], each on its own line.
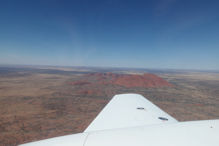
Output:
[1, 63, 219, 72]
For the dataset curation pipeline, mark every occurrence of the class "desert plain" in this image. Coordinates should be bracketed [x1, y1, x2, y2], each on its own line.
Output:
[0, 65, 219, 145]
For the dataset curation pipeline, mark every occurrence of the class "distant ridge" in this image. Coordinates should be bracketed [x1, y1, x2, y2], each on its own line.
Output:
[85, 72, 172, 88]
[69, 73, 173, 96]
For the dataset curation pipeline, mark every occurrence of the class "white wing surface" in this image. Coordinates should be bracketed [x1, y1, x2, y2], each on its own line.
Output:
[85, 94, 177, 132]
[85, 120, 219, 146]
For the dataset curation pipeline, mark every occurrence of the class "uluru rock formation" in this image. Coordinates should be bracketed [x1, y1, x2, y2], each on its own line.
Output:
[69, 72, 172, 89]
[68, 72, 173, 96]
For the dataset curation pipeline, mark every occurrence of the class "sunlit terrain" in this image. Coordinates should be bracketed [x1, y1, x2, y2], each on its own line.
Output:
[0, 65, 218, 145]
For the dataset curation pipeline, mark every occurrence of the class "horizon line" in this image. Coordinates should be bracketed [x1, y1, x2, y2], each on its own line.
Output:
[0, 63, 219, 72]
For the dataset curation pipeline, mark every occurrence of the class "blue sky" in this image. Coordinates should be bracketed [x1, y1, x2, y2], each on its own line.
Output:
[0, 0, 219, 70]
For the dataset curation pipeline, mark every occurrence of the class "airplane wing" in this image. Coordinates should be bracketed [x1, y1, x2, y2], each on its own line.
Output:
[20, 93, 219, 146]
[85, 94, 178, 132]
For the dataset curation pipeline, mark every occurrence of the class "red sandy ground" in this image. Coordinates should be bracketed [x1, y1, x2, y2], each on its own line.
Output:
[1, 69, 218, 146]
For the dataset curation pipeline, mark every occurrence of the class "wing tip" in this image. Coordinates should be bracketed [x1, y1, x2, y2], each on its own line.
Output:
[114, 93, 144, 97]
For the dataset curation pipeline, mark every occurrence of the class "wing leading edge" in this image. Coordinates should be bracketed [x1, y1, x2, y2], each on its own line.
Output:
[85, 94, 178, 132]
